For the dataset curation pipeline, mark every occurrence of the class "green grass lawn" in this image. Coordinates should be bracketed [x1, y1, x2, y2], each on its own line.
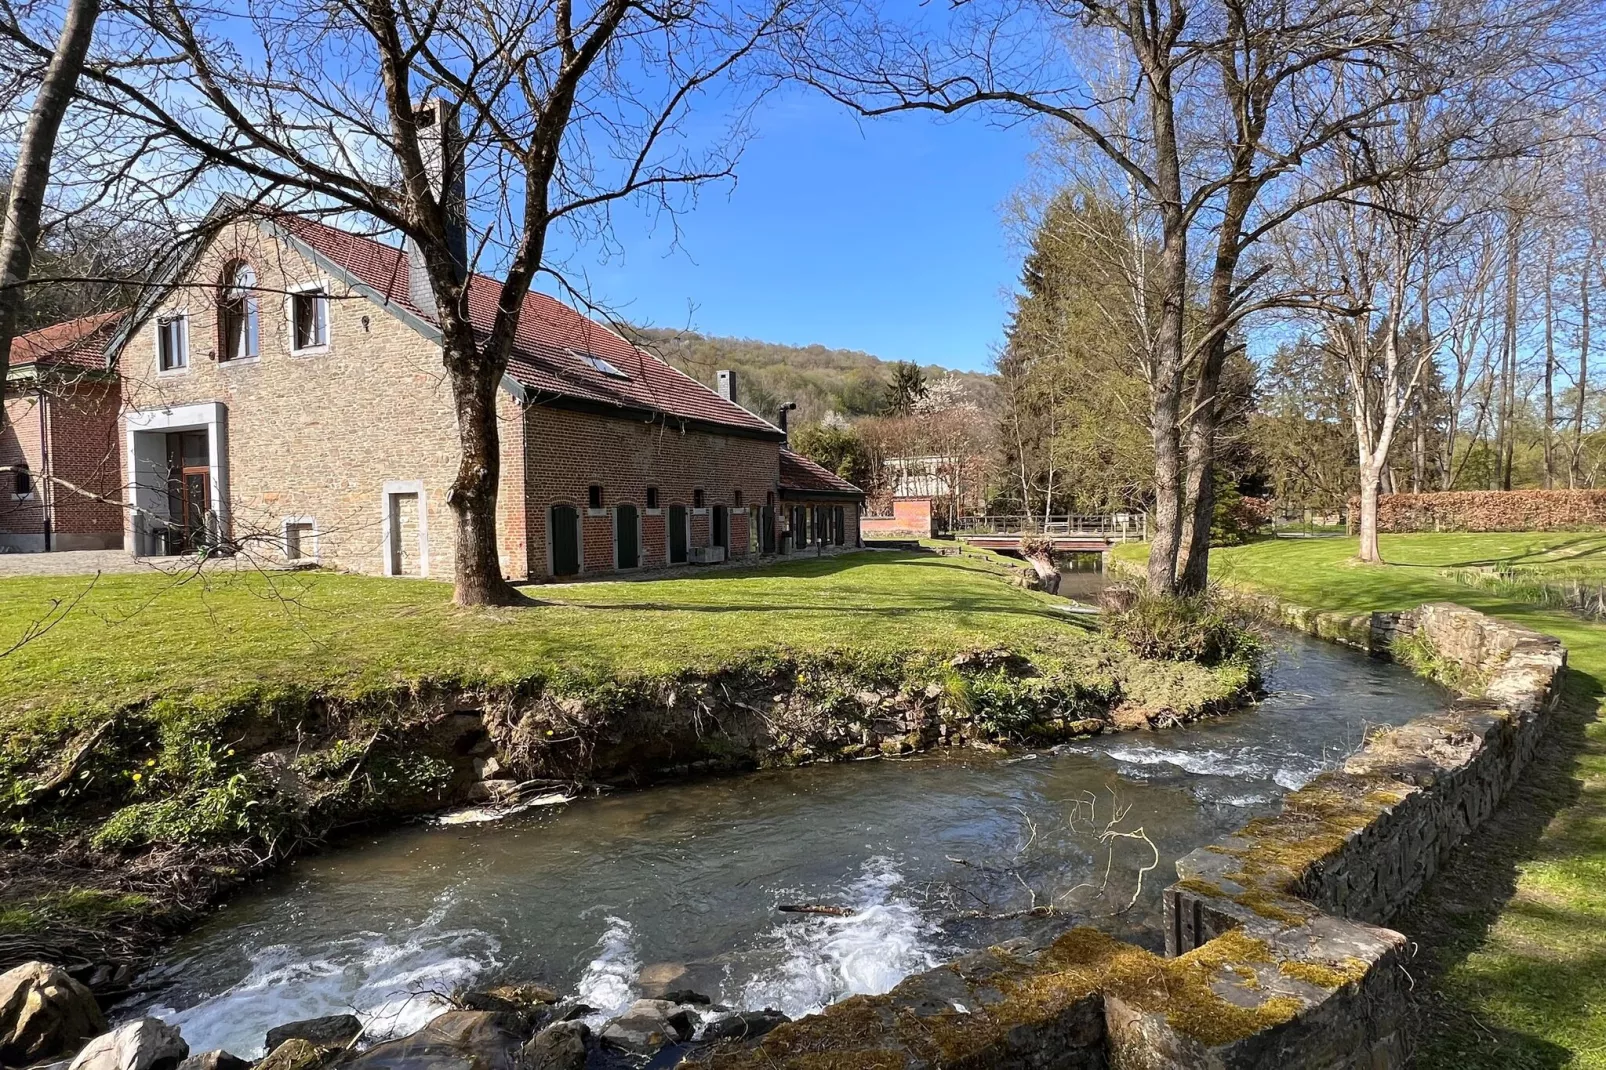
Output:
[0, 551, 1086, 723]
[1116, 534, 1606, 1068]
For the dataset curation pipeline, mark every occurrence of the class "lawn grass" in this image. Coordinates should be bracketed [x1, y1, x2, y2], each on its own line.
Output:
[0, 550, 1082, 724]
[1115, 534, 1606, 1068]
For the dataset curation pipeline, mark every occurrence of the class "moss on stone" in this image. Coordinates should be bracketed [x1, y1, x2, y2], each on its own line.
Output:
[1278, 957, 1372, 990]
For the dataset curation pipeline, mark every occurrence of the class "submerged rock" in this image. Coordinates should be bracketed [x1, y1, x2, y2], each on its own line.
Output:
[597, 1000, 692, 1054]
[346, 1010, 524, 1070]
[67, 1018, 187, 1070]
[0, 960, 107, 1067]
[176, 1051, 252, 1070]
[634, 963, 723, 1002]
[517, 1021, 587, 1070]
[699, 1010, 789, 1043]
[265, 1015, 363, 1054]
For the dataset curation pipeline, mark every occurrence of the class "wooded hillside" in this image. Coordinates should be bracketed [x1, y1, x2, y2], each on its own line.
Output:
[630, 326, 994, 426]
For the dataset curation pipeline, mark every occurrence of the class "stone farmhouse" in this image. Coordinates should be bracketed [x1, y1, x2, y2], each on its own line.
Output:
[1, 210, 865, 580]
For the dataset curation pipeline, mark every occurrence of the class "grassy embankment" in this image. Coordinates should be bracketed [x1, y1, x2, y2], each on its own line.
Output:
[0, 550, 1249, 972]
[1117, 533, 1606, 1069]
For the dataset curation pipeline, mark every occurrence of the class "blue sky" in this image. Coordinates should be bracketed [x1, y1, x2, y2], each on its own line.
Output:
[552, 91, 1038, 373]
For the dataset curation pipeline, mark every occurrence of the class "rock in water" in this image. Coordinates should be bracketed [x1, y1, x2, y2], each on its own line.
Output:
[346, 1010, 525, 1070]
[598, 1000, 692, 1054]
[518, 1022, 587, 1070]
[68, 1019, 188, 1070]
[264, 1015, 363, 1054]
[176, 1051, 251, 1070]
[0, 961, 107, 1066]
[700, 1010, 790, 1043]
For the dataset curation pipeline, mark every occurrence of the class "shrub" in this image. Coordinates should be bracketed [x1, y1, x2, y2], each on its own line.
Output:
[1104, 587, 1263, 669]
[1212, 479, 1273, 545]
[1353, 488, 1606, 533]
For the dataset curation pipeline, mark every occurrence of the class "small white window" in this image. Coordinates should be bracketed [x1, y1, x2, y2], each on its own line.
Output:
[569, 348, 629, 379]
[290, 286, 330, 352]
[157, 314, 188, 371]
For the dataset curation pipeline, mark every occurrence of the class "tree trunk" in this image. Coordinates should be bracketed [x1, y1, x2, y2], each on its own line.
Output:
[1356, 464, 1383, 563]
[444, 328, 520, 606]
[1543, 251, 1555, 489]
[1499, 221, 1519, 489]
[1575, 256, 1592, 487]
[0, 0, 101, 424]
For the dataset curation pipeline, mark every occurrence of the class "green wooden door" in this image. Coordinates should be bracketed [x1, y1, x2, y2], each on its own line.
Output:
[669, 505, 688, 563]
[551, 505, 580, 576]
[617, 504, 640, 569]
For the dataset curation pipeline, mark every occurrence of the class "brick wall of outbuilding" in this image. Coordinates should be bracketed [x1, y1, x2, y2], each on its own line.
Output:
[1, 379, 123, 551]
[523, 404, 781, 579]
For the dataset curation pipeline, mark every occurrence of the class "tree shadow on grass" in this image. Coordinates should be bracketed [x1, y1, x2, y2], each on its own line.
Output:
[1395, 671, 1601, 1069]
[1396, 534, 1606, 572]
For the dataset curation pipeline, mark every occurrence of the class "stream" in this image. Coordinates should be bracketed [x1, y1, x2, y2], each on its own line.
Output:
[121, 622, 1446, 1057]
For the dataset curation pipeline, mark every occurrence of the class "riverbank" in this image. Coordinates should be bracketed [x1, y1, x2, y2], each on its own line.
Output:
[0, 551, 1256, 994]
[1116, 534, 1606, 1068]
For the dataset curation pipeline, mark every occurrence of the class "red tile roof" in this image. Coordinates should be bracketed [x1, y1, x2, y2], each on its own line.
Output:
[779, 448, 864, 497]
[273, 215, 781, 437]
[9, 310, 124, 371]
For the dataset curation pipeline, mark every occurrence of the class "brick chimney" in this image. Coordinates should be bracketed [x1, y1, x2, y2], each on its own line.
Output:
[406, 98, 468, 316]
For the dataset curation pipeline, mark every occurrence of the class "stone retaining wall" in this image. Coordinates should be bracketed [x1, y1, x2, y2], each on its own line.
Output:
[693, 602, 1566, 1070]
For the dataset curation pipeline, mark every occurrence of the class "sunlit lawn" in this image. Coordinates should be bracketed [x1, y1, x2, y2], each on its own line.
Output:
[0, 551, 1084, 721]
[1114, 534, 1606, 1068]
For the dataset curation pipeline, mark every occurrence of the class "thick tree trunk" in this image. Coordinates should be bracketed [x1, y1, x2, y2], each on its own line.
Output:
[0, 0, 101, 424]
[1356, 465, 1383, 563]
[444, 329, 520, 606]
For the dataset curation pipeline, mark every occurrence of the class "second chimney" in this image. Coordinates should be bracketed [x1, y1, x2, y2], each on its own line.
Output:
[406, 98, 468, 316]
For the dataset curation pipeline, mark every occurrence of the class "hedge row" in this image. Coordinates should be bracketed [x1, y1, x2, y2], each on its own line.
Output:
[1350, 489, 1606, 532]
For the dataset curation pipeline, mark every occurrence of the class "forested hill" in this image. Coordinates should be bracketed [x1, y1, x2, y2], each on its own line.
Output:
[628, 326, 994, 426]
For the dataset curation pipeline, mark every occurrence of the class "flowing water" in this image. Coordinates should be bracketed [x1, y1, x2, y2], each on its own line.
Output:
[123, 633, 1446, 1057]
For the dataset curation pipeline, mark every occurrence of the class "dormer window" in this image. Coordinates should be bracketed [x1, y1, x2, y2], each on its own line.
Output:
[290, 283, 330, 353]
[218, 261, 259, 361]
[570, 348, 629, 379]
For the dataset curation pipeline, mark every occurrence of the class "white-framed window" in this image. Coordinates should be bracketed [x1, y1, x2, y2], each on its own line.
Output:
[11, 463, 33, 501]
[289, 282, 330, 353]
[157, 314, 189, 372]
[219, 261, 260, 362]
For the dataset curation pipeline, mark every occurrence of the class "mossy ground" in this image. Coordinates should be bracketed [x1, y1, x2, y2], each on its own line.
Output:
[1113, 534, 1606, 1068]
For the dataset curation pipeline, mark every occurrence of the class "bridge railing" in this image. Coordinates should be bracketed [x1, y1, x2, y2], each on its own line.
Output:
[950, 514, 1148, 542]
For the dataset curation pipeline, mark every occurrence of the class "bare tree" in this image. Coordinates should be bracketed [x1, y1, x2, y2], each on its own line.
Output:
[7, 0, 798, 603]
[0, 0, 100, 425]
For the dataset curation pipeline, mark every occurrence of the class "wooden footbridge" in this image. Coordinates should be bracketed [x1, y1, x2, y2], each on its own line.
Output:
[951, 515, 1147, 554]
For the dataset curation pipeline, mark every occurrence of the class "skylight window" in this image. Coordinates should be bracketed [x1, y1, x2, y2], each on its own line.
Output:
[569, 348, 629, 379]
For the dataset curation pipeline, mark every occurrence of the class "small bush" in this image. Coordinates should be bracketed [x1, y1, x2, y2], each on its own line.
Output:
[1104, 588, 1263, 669]
[91, 771, 290, 851]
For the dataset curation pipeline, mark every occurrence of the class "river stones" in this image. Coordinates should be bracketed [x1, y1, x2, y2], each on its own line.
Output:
[67, 1018, 188, 1070]
[699, 1010, 789, 1043]
[598, 1000, 692, 1054]
[0, 961, 107, 1066]
[176, 1051, 252, 1070]
[634, 962, 723, 1002]
[345, 1010, 524, 1070]
[516, 1022, 587, 1070]
[265, 1015, 363, 1054]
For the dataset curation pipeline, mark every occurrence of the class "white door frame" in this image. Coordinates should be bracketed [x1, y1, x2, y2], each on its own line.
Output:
[381, 479, 428, 577]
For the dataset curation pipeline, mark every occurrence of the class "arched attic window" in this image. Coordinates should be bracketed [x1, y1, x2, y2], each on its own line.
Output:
[218, 260, 260, 361]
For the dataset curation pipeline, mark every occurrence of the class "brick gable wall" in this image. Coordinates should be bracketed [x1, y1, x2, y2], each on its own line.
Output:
[1, 380, 124, 551]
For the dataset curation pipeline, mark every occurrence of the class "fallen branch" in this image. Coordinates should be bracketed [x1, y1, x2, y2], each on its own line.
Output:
[777, 903, 855, 917]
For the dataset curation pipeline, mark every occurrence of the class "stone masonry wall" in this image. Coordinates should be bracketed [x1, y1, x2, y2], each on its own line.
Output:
[695, 602, 1566, 1070]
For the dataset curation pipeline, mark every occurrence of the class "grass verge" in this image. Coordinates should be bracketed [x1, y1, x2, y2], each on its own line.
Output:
[1113, 534, 1606, 1069]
